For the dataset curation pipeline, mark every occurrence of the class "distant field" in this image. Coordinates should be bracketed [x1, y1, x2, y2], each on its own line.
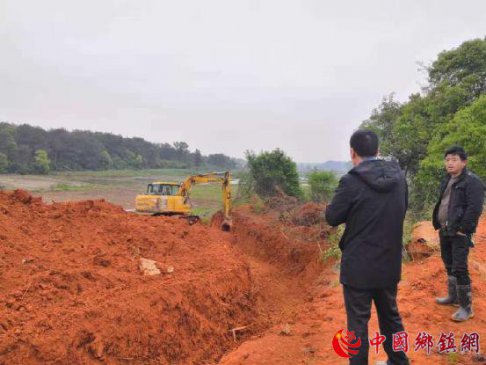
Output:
[0, 169, 241, 222]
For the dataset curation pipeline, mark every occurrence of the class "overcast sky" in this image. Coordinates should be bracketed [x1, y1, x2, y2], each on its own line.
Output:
[1, 1, 485, 162]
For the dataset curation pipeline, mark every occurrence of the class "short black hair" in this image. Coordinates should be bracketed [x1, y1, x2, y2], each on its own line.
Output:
[350, 129, 379, 157]
[444, 146, 467, 160]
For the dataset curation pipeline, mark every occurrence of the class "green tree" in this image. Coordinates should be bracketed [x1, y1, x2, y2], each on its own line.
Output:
[362, 38, 486, 174]
[0, 126, 18, 162]
[361, 94, 402, 157]
[391, 94, 433, 176]
[100, 150, 113, 169]
[207, 153, 236, 169]
[361, 94, 432, 176]
[0, 152, 8, 173]
[417, 95, 486, 204]
[33, 149, 51, 174]
[246, 149, 302, 198]
[126, 151, 143, 169]
[428, 38, 486, 97]
[194, 149, 203, 167]
[308, 170, 338, 203]
[173, 141, 190, 162]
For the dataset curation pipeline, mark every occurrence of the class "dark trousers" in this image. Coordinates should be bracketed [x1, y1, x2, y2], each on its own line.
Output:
[343, 285, 409, 365]
[439, 231, 471, 285]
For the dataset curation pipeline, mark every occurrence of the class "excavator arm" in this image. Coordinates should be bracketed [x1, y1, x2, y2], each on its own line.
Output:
[178, 171, 232, 231]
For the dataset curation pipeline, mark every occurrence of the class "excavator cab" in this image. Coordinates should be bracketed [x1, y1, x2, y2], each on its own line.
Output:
[146, 183, 179, 196]
[135, 182, 191, 215]
[135, 172, 232, 231]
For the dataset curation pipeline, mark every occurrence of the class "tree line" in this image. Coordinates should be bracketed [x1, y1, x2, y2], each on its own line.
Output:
[0, 123, 238, 174]
[242, 37, 485, 212]
[361, 37, 486, 213]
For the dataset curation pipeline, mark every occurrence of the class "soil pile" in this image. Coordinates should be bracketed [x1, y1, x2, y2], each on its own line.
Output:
[290, 202, 325, 227]
[406, 221, 440, 260]
[0, 190, 256, 364]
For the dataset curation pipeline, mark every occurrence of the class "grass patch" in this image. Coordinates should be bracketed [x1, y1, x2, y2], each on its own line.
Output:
[190, 184, 239, 201]
[402, 212, 416, 246]
[189, 184, 225, 201]
[26, 181, 94, 193]
[52, 168, 197, 178]
[191, 206, 219, 224]
[402, 211, 420, 263]
[49, 183, 86, 191]
[447, 352, 459, 365]
[188, 184, 239, 223]
[249, 195, 265, 214]
[330, 279, 341, 288]
[322, 225, 344, 262]
[45, 182, 100, 192]
[301, 184, 312, 202]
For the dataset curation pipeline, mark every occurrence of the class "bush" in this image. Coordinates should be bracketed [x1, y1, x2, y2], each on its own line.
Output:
[235, 171, 255, 201]
[246, 149, 302, 198]
[249, 194, 265, 214]
[33, 149, 51, 174]
[322, 225, 344, 262]
[308, 170, 338, 203]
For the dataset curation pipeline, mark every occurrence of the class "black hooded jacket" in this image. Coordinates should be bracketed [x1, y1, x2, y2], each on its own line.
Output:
[325, 159, 408, 289]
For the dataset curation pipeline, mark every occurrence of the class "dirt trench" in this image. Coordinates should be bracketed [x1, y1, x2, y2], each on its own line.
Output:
[220, 213, 486, 365]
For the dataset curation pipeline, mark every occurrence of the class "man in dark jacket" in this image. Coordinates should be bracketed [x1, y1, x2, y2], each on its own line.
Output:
[326, 130, 409, 365]
[433, 146, 484, 322]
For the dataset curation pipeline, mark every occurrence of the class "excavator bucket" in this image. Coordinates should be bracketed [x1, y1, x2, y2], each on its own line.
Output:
[210, 211, 232, 231]
[221, 218, 232, 232]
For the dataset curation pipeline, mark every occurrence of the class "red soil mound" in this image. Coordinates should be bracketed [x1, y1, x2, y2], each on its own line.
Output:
[290, 202, 326, 226]
[0, 190, 256, 364]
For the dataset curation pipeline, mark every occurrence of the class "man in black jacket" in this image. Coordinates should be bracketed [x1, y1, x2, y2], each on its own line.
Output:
[326, 130, 409, 365]
[433, 146, 484, 322]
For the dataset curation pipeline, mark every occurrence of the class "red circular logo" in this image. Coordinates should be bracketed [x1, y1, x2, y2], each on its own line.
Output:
[332, 329, 362, 358]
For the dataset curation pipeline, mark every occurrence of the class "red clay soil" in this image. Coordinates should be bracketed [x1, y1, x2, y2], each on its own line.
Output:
[0, 190, 258, 364]
[290, 202, 326, 227]
[220, 211, 486, 365]
[1, 190, 486, 365]
[406, 222, 440, 261]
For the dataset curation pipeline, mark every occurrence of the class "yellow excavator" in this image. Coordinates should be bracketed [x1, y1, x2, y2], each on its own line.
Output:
[135, 171, 232, 231]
